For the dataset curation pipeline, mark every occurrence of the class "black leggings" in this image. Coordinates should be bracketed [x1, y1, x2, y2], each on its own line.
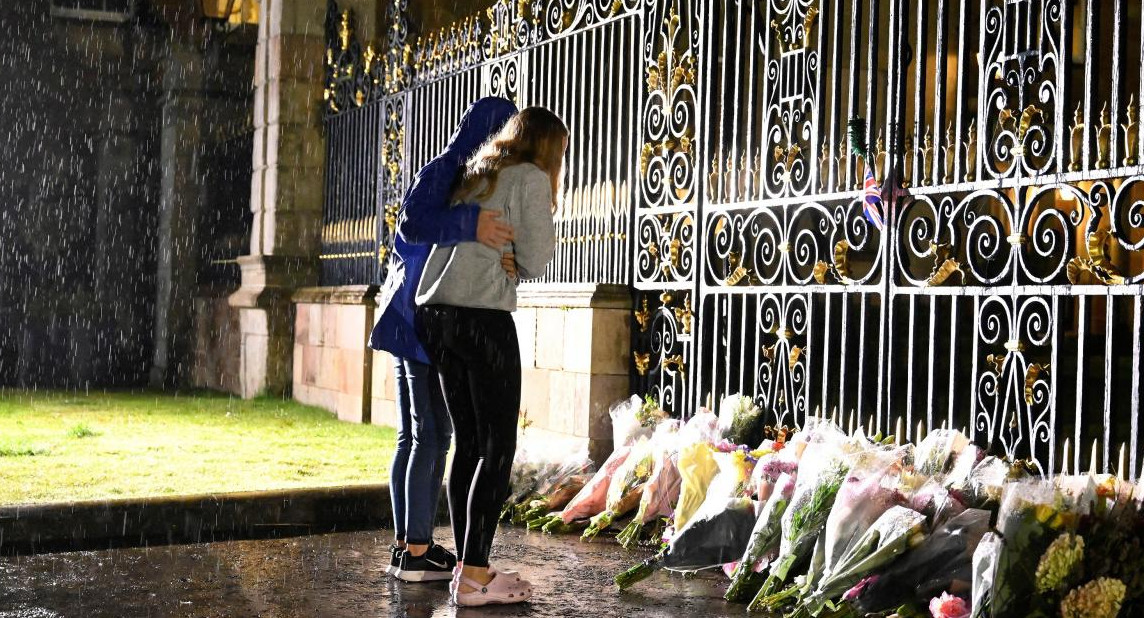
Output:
[415, 304, 520, 568]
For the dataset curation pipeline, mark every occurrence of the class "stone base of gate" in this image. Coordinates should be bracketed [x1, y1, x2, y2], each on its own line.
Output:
[289, 283, 632, 466]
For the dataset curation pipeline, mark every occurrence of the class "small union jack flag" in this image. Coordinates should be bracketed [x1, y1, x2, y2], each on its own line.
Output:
[863, 162, 884, 231]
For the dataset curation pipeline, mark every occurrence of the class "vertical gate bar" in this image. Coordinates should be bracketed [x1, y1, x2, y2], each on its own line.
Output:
[1104, 292, 1114, 473]
[739, 295, 748, 395]
[932, 0, 948, 185]
[1050, 293, 1060, 476]
[954, 0, 968, 183]
[1111, 0, 1126, 167]
[857, 291, 867, 422]
[804, 294, 814, 427]
[926, 295, 937, 432]
[1057, 0, 1073, 173]
[912, 0, 928, 187]
[604, 23, 618, 283]
[553, 38, 565, 280]
[969, 295, 980, 443]
[948, 295, 958, 430]
[1075, 296, 1087, 473]
[822, 293, 832, 417]
[863, 0, 879, 151]
[574, 32, 587, 283]
[879, 0, 903, 432]
[845, 0, 860, 188]
[745, 0, 758, 199]
[1131, 294, 1141, 481]
[626, 17, 638, 291]
[715, 0, 729, 203]
[1140, 0, 1144, 166]
[974, 0, 987, 183]
[839, 292, 849, 422]
[1082, 0, 1096, 172]
[906, 294, 917, 439]
[827, 0, 842, 192]
[729, 0, 743, 201]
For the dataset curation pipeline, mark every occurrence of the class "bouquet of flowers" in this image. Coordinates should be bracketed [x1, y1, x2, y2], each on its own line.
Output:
[510, 446, 594, 523]
[749, 441, 852, 610]
[582, 436, 657, 541]
[724, 470, 798, 602]
[616, 422, 684, 548]
[914, 429, 971, 476]
[500, 442, 587, 521]
[610, 395, 667, 448]
[842, 508, 991, 615]
[977, 480, 1084, 617]
[517, 473, 591, 524]
[669, 438, 720, 532]
[789, 504, 928, 616]
[614, 448, 758, 589]
[717, 393, 765, 447]
[531, 443, 633, 534]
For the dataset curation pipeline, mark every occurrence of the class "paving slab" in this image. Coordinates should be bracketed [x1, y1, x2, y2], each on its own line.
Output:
[0, 525, 747, 617]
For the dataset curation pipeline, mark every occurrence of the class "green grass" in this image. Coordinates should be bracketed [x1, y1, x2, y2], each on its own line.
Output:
[0, 389, 396, 505]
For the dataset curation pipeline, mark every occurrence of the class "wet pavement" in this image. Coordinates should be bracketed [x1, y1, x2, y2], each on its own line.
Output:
[0, 525, 748, 617]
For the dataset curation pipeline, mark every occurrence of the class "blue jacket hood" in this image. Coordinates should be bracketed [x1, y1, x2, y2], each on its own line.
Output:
[442, 96, 518, 163]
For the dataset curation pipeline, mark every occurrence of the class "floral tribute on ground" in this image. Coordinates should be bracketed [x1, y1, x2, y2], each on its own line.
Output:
[497, 394, 1144, 618]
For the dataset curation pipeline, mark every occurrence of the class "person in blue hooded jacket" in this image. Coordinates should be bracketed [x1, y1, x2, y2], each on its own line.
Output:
[369, 97, 518, 582]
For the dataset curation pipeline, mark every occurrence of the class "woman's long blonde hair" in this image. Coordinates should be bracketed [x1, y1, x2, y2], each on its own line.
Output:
[454, 106, 568, 209]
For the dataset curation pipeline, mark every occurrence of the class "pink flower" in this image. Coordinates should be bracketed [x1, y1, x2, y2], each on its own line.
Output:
[842, 574, 879, 602]
[929, 592, 969, 618]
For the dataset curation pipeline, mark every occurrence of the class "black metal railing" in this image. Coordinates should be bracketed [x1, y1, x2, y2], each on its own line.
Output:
[320, 0, 1144, 480]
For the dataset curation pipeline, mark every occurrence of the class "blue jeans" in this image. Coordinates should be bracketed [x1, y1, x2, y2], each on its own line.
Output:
[389, 357, 452, 545]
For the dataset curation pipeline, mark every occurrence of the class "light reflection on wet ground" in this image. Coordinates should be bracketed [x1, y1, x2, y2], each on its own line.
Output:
[0, 526, 747, 617]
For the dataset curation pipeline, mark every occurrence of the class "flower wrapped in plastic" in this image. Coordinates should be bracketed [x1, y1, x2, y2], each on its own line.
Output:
[842, 508, 992, 615]
[669, 438, 720, 533]
[979, 480, 1084, 617]
[913, 429, 970, 476]
[613, 448, 759, 589]
[582, 436, 658, 541]
[749, 444, 798, 503]
[610, 395, 667, 449]
[772, 505, 927, 616]
[616, 422, 684, 548]
[531, 443, 633, 534]
[511, 447, 594, 523]
[500, 443, 573, 521]
[749, 435, 853, 608]
[724, 470, 798, 602]
[969, 531, 1001, 618]
[717, 393, 765, 447]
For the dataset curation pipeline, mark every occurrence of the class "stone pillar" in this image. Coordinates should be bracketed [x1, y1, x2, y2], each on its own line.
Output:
[513, 284, 632, 465]
[151, 43, 205, 387]
[229, 0, 327, 398]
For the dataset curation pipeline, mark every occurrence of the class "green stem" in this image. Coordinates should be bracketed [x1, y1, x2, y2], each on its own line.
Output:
[724, 568, 766, 603]
[614, 554, 664, 590]
[747, 581, 802, 613]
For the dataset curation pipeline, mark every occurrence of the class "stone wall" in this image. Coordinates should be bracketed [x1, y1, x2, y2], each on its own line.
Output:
[292, 286, 377, 422]
[291, 283, 632, 464]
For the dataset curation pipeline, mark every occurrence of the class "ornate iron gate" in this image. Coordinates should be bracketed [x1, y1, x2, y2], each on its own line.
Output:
[323, 0, 1144, 480]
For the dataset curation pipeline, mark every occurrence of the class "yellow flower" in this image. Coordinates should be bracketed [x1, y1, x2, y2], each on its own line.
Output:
[1060, 577, 1126, 618]
[1034, 533, 1084, 594]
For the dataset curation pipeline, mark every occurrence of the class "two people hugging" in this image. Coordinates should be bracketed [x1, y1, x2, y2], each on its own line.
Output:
[368, 97, 567, 607]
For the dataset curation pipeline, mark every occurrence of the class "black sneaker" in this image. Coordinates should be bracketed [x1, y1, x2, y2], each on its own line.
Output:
[394, 543, 457, 582]
[386, 544, 403, 576]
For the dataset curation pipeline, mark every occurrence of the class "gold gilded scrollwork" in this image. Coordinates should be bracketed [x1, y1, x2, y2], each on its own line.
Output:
[1066, 229, 1125, 285]
[673, 294, 693, 335]
[1024, 363, 1049, 406]
[662, 354, 685, 376]
[922, 241, 962, 287]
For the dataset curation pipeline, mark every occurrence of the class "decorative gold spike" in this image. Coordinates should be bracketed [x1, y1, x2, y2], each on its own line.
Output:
[812, 260, 830, 284]
[673, 294, 693, 334]
[986, 353, 1006, 374]
[964, 119, 978, 181]
[942, 123, 956, 184]
[1096, 102, 1112, 169]
[925, 258, 962, 287]
[662, 354, 685, 376]
[1124, 95, 1139, 166]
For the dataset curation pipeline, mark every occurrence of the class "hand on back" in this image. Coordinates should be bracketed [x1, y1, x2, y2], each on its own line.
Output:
[476, 210, 514, 249]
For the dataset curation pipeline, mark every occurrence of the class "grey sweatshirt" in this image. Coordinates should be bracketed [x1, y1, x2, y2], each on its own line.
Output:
[415, 162, 556, 312]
